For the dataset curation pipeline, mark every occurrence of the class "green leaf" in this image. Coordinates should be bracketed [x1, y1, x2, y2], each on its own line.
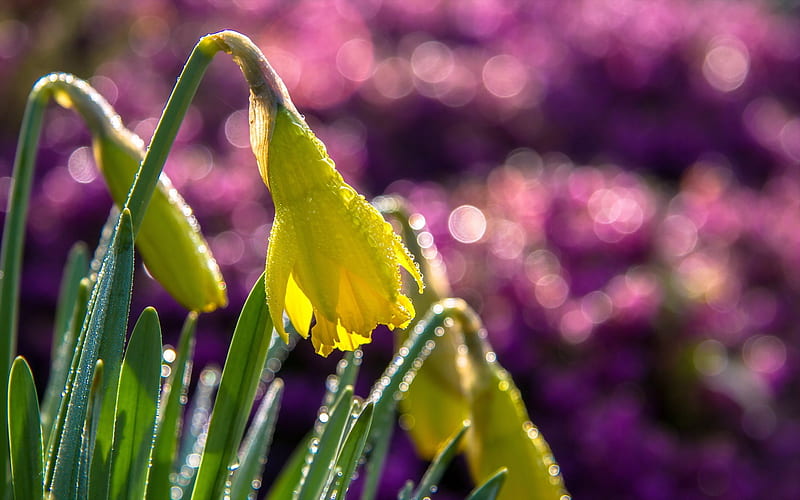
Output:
[296, 385, 354, 500]
[109, 307, 163, 500]
[48, 208, 134, 498]
[412, 422, 469, 500]
[43, 279, 90, 485]
[41, 245, 90, 444]
[147, 312, 198, 500]
[229, 379, 284, 500]
[190, 273, 273, 500]
[465, 468, 507, 500]
[397, 481, 414, 500]
[339, 351, 361, 390]
[361, 305, 448, 500]
[326, 401, 374, 499]
[173, 366, 221, 498]
[50, 243, 90, 360]
[8, 357, 43, 500]
[264, 432, 311, 500]
[77, 360, 104, 499]
[266, 341, 350, 500]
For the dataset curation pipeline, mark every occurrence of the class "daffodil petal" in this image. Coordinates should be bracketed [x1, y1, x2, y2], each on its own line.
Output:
[310, 315, 338, 357]
[265, 216, 297, 343]
[333, 322, 372, 353]
[337, 268, 388, 334]
[285, 273, 313, 337]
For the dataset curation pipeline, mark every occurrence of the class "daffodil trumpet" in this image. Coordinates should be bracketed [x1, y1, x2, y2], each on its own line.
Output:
[210, 31, 424, 356]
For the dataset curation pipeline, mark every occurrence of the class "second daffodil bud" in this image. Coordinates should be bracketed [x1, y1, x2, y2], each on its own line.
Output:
[49, 74, 227, 312]
[211, 31, 424, 356]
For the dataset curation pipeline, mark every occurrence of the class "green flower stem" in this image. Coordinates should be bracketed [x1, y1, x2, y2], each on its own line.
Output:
[124, 30, 285, 235]
[124, 36, 219, 234]
[0, 81, 50, 493]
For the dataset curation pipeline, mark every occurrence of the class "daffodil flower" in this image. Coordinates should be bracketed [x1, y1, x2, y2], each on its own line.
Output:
[212, 31, 424, 356]
[262, 106, 423, 356]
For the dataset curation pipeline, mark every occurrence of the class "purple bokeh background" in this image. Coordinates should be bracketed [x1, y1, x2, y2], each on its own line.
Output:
[4, 0, 800, 498]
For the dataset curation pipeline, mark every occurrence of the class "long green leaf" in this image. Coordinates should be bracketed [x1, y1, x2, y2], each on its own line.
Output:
[190, 273, 273, 500]
[266, 340, 350, 500]
[397, 481, 414, 500]
[326, 402, 374, 499]
[361, 305, 448, 500]
[465, 468, 507, 500]
[41, 247, 90, 444]
[110, 307, 162, 500]
[230, 379, 284, 500]
[8, 357, 43, 500]
[147, 312, 198, 500]
[49, 208, 134, 498]
[265, 432, 311, 500]
[77, 360, 104, 499]
[412, 422, 469, 500]
[43, 278, 90, 483]
[174, 366, 221, 499]
[49, 242, 89, 364]
[296, 386, 354, 500]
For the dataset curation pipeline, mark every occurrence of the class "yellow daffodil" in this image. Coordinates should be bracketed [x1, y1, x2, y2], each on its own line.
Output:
[211, 29, 423, 355]
[48, 74, 227, 312]
[257, 105, 423, 356]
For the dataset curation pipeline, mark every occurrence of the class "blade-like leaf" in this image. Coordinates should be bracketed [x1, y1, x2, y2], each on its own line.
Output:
[265, 432, 312, 500]
[266, 341, 351, 500]
[8, 357, 43, 500]
[147, 312, 198, 500]
[412, 422, 469, 500]
[397, 481, 414, 500]
[174, 366, 221, 499]
[110, 307, 162, 500]
[41, 273, 90, 445]
[296, 386, 354, 500]
[50, 243, 90, 355]
[48, 208, 134, 498]
[43, 277, 91, 482]
[326, 401, 374, 499]
[46, 243, 90, 403]
[230, 379, 284, 500]
[465, 468, 507, 500]
[77, 360, 104, 499]
[190, 273, 273, 500]
[361, 305, 448, 500]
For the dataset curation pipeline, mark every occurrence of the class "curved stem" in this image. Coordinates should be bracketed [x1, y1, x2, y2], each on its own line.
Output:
[0, 80, 51, 492]
[124, 36, 219, 234]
